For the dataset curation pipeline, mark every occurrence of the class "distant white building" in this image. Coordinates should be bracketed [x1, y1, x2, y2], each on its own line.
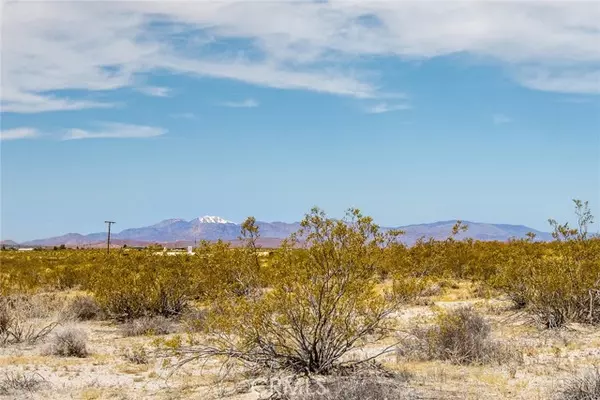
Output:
[17, 248, 34, 251]
[153, 247, 196, 256]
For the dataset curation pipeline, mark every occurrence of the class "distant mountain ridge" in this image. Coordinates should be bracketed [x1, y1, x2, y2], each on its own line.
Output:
[5, 215, 553, 248]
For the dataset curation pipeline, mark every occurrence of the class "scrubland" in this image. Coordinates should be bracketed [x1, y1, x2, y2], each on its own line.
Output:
[1, 203, 599, 400]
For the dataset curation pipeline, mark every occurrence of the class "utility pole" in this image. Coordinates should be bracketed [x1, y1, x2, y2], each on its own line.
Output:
[105, 221, 115, 254]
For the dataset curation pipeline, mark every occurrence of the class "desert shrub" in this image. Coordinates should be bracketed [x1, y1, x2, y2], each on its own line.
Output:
[526, 256, 600, 328]
[402, 237, 445, 278]
[556, 367, 600, 400]
[2, 293, 66, 320]
[46, 328, 88, 357]
[195, 239, 263, 299]
[504, 283, 529, 310]
[120, 316, 173, 337]
[194, 217, 271, 300]
[419, 282, 443, 297]
[490, 241, 543, 309]
[494, 244, 600, 328]
[401, 306, 515, 365]
[470, 282, 493, 299]
[90, 251, 199, 320]
[63, 295, 101, 321]
[0, 250, 106, 295]
[0, 302, 9, 335]
[181, 307, 207, 333]
[174, 209, 419, 375]
[491, 201, 600, 328]
[33, 293, 71, 318]
[428, 307, 492, 364]
[0, 319, 57, 346]
[382, 221, 502, 282]
[121, 344, 149, 364]
[0, 372, 47, 395]
[0, 297, 57, 346]
[43, 263, 85, 290]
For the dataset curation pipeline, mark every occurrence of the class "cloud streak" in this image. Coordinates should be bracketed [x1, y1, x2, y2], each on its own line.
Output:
[1, 90, 115, 114]
[516, 69, 600, 95]
[63, 123, 166, 140]
[219, 98, 259, 108]
[1, 2, 599, 114]
[366, 102, 411, 114]
[135, 86, 172, 97]
[0, 128, 39, 141]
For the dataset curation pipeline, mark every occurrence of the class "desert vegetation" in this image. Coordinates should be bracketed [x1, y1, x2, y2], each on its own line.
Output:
[0, 201, 599, 399]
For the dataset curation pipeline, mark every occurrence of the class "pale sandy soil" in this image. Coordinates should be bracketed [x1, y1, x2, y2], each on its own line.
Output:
[2, 283, 599, 400]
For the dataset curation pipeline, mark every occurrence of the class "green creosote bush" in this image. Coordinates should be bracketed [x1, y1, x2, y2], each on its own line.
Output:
[174, 208, 421, 375]
[89, 251, 199, 320]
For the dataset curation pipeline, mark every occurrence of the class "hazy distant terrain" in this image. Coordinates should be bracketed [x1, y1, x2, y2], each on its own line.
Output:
[4, 216, 552, 248]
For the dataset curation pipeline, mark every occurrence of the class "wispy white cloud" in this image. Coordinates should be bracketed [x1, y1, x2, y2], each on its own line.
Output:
[219, 98, 259, 108]
[366, 102, 411, 114]
[493, 114, 513, 125]
[135, 86, 171, 97]
[1, 90, 115, 114]
[63, 123, 166, 140]
[516, 68, 600, 95]
[0, 127, 39, 141]
[160, 57, 375, 98]
[1, 2, 599, 114]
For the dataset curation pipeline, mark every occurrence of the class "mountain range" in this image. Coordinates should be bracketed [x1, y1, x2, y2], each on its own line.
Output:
[2, 215, 553, 248]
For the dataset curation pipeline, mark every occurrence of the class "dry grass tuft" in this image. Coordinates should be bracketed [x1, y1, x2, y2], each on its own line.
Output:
[399, 306, 520, 365]
[62, 295, 102, 321]
[556, 367, 600, 400]
[46, 328, 88, 357]
[121, 344, 149, 365]
[0, 372, 47, 395]
[0, 298, 57, 346]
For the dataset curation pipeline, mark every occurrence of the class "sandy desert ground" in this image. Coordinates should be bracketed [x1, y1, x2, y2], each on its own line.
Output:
[1, 282, 599, 400]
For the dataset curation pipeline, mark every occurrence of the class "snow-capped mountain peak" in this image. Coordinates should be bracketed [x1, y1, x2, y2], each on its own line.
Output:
[197, 215, 233, 224]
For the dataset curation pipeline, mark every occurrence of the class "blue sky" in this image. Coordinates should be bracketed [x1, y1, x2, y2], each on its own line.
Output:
[1, 2, 599, 241]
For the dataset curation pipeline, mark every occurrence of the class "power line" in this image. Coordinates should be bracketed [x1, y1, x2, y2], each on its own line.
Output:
[105, 221, 116, 254]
